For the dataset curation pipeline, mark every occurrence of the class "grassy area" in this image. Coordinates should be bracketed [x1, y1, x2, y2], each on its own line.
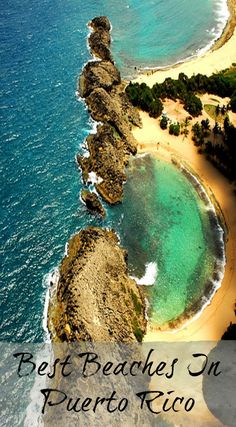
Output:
[204, 104, 228, 124]
[220, 65, 236, 85]
[130, 288, 142, 315]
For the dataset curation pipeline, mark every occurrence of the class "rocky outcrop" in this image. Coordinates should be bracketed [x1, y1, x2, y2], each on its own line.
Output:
[81, 189, 106, 217]
[79, 60, 121, 98]
[88, 16, 112, 61]
[77, 124, 127, 204]
[78, 16, 141, 205]
[48, 227, 147, 342]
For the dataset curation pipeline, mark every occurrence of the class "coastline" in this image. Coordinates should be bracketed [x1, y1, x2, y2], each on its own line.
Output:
[212, 0, 236, 51]
[132, 111, 236, 341]
[133, 0, 236, 85]
[129, 0, 236, 341]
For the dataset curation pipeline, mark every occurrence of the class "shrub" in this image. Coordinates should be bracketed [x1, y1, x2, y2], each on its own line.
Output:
[160, 115, 168, 129]
[169, 122, 180, 136]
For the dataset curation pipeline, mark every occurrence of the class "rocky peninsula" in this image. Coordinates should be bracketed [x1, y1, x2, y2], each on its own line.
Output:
[48, 227, 146, 342]
[47, 17, 147, 344]
[77, 16, 141, 206]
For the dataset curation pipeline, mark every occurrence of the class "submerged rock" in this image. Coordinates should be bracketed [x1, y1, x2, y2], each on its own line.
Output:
[48, 227, 146, 342]
[81, 189, 106, 217]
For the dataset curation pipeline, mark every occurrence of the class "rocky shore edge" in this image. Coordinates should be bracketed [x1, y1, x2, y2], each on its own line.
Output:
[48, 227, 147, 342]
[47, 18, 147, 343]
[77, 16, 141, 211]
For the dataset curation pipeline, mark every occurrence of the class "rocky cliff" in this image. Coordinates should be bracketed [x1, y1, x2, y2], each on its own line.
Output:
[48, 227, 147, 343]
[78, 16, 141, 207]
[47, 18, 146, 345]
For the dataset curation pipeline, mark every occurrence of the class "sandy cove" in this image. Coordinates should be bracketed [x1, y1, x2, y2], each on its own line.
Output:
[133, 109, 236, 342]
[130, 1, 236, 342]
[133, 0, 236, 86]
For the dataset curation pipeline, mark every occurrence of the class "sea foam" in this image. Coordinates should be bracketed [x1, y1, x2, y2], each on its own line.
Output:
[42, 268, 60, 343]
[131, 262, 158, 286]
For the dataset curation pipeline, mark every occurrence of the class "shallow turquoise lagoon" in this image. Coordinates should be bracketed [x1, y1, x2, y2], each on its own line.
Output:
[108, 155, 224, 327]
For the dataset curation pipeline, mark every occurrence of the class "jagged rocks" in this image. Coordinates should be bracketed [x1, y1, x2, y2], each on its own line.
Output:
[81, 189, 106, 217]
[90, 16, 111, 32]
[78, 124, 127, 204]
[48, 227, 147, 342]
[88, 16, 112, 61]
[77, 16, 141, 205]
[79, 61, 121, 98]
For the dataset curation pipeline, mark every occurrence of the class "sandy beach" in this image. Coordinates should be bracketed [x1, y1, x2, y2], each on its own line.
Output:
[133, 112, 236, 341]
[133, 0, 236, 86]
[131, 1, 236, 342]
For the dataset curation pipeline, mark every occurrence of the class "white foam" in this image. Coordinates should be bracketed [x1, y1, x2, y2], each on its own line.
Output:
[137, 0, 230, 76]
[86, 22, 103, 62]
[24, 344, 53, 427]
[64, 241, 69, 257]
[89, 117, 102, 134]
[131, 262, 158, 286]
[180, 164, 225, 258]
[42, 268, 60, 343]
[87, 171, 103, 185]
[136, 152, 150, 159]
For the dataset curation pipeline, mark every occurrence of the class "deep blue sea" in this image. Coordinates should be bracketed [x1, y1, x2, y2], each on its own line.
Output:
[0, 0, 229, 342]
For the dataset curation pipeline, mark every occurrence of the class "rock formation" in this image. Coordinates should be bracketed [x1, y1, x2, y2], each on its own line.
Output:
[47, 18, 146, 346]
[48, 227, 146, 342]
[78, 16, 141, 205]
[81, 189, 106, 217]
[88, 16, 112, 61]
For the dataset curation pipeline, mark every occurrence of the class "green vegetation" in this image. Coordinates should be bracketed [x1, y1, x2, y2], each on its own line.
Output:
[204, 104, 216, 120]
[183, 94, 202, 117]
[130, 289, 142, 315]
[231, 96, 236, 113]
[204, 104, 229, 123]
[125, 82, 163, 118]
[132, 317, 144, 342]
[126, 66, 236, 118]
[126, 66, 236, 182]
[169, 122, 180, 136]
[192, 116, 236, 181]
[160, 115, 168, 129]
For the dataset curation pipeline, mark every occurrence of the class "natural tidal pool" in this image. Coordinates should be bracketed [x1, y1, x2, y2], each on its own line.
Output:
[108, 154, 225, 328]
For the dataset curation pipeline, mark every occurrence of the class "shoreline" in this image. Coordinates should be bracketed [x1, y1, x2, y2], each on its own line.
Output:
[212, 0, 236, 51]
[129, 0, 236, 341]
[132, 111, 236, 341]
[133, 0, 236, 85]
[143, 153, 227, 335]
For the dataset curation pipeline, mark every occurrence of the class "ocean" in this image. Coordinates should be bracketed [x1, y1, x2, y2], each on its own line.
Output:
[0, 0, 229, 342]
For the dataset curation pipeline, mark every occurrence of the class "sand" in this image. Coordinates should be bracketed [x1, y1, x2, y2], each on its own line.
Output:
[133, 0, 236, 87]
[133, 111, 236, 341]
[131, 1, 236, 341]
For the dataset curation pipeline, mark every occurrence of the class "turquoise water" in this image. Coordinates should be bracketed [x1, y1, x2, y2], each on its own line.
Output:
[0, 0, 228, 341]
[109, 155, 224, 327]
[110, 0, 229, 77]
